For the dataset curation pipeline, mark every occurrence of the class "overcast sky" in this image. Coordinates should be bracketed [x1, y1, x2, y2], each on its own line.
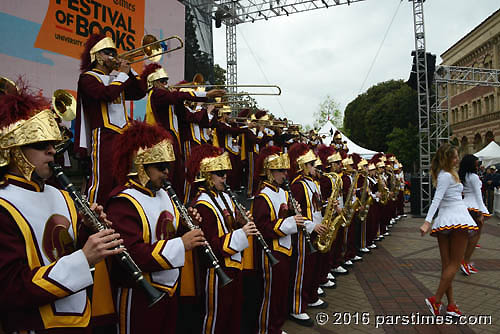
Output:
[212, 0, 499, 128]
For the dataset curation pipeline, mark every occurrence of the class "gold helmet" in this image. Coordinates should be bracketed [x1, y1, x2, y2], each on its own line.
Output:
[0, 88, 62, 180]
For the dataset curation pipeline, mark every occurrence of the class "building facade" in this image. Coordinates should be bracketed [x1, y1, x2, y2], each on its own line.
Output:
[441, 9, 500, 155]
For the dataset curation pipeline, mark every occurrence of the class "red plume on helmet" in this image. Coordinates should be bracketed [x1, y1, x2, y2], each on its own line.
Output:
[350, 153, 362, 168]
[287, 142, 309, 179]
[255, 146, 282, 181]
[80, 34, 107, 72]
[255, 109, 266, 119]
[237, 109, 250, 118]
[316, 144, 335, 167]
[141, 63, 162, 89]
[112, 121, 172, 186]
[186, 144, 224, 183]
[0, 79, 49, 129]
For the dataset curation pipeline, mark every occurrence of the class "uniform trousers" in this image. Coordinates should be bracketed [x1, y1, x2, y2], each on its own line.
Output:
[256, 251, 290, 334]
[201, 267, 243, 334]
[115, 287, 178, 334]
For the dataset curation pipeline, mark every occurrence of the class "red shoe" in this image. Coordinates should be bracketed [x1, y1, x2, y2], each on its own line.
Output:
[460, 261, 470, 276]
[446, 304, 462, 317]
[469, 263, 478, 274]
[425, 296, 442, 316]
[475, 244, 481, 248]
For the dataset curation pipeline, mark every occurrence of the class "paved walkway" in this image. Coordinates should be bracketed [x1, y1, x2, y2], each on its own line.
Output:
[282, 214, 500, 334]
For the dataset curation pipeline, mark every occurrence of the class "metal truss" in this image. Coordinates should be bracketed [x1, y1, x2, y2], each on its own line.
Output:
[435, 66, 500, 87]
[424, 65, 500, 216]
[187, 0, 365, 24]
[182, 0, 365, 100]
[410, 0, 432, 216]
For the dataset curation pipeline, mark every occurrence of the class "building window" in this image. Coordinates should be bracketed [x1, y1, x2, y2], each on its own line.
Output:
[477, 100, 482, 116]
[473, 101, 477, 117]
[485, 96, 489, 113]
[490, 95, 495, 113]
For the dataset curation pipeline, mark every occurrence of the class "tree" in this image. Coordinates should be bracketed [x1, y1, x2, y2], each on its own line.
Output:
[344, 80, 417, 151]
[343, 79, 418, 171]
[312, 95, 342, 130]
[184, 6, 214, 83]
[213, 64, 226, 85]
[386, 126, 419, 172]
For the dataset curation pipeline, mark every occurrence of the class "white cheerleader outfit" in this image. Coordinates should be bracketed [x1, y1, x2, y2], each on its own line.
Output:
[463, 173, 491, 216]
[425, 171, 478, 236]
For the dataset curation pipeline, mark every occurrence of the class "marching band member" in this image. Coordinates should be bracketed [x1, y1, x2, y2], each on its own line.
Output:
[315, 145, 341, 289]
[142, 64, 224, 196]
[105, 121, 205, 334]
[328, 150, 349, 275]
[76, 33, 146, 205]
[253, 146, 303, 334]
[288, 143, 328, 326]
[187, 144, 258, 334]
[0, 86, 123, 333]
[365, 159, 381, 249]
[76, 34, 146, 329]
[214, 106, 246, 191]
[341, 154, 361, 266]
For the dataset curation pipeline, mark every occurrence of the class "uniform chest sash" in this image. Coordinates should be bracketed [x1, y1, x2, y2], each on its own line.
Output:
[260, 186, 292, 254]
[87, 70, 128, 132]
[0, 184, 90, 327]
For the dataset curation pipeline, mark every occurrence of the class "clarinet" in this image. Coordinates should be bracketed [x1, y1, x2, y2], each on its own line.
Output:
[49, 162, 165, 307]
[283, 181, 317, 254]
[223, 184, 279, 267]
[162, 181, 232, 287]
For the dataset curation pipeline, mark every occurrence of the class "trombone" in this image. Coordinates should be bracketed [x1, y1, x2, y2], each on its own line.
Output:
[170, 84, 281, 96]
[114, 34, 184, 64]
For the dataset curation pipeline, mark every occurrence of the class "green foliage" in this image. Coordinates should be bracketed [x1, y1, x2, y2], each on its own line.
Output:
[313, 95, 342, 130]
[344, 80, 418, 161]
[185, 6, 214, 83]
[386, 126, 419, 172]
[213, 64, 226, 85]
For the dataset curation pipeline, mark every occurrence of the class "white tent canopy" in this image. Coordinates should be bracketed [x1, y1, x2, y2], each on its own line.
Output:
[318, 122, 378, 159]
[474, 141, 500, 167]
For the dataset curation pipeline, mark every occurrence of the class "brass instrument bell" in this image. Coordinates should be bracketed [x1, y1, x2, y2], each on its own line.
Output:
[52, 89, 77, 121]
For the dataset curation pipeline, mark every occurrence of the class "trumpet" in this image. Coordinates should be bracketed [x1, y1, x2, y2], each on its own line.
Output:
[170, 84, 281, 96]
[114, 34, 183, 65]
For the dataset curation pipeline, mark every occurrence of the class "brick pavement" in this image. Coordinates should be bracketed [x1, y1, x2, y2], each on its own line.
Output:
[282, 214, 500, 334]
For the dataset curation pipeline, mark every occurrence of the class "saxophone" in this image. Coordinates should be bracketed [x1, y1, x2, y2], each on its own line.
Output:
[315, 172, 344, 253]
[379, 172, 390, 205]
[343, 171, 359, 227]
[357, 172, 372, 222]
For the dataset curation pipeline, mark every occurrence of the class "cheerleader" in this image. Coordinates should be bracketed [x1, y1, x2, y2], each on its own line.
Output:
[458, 154, 490, 276]
[420, 143, 479, 317]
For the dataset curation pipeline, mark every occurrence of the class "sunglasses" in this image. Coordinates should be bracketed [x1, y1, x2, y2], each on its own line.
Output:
[148, 161, 171, 171]
[212, 170, 228, 177]
[275, 169, 288, 173]
[100, 48, 117, 57]
[158, 78, 169, 84]
[25, 141, 57, 151]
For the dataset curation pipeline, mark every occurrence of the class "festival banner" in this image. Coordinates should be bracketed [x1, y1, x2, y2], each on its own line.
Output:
[34, 0, 145, 71]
